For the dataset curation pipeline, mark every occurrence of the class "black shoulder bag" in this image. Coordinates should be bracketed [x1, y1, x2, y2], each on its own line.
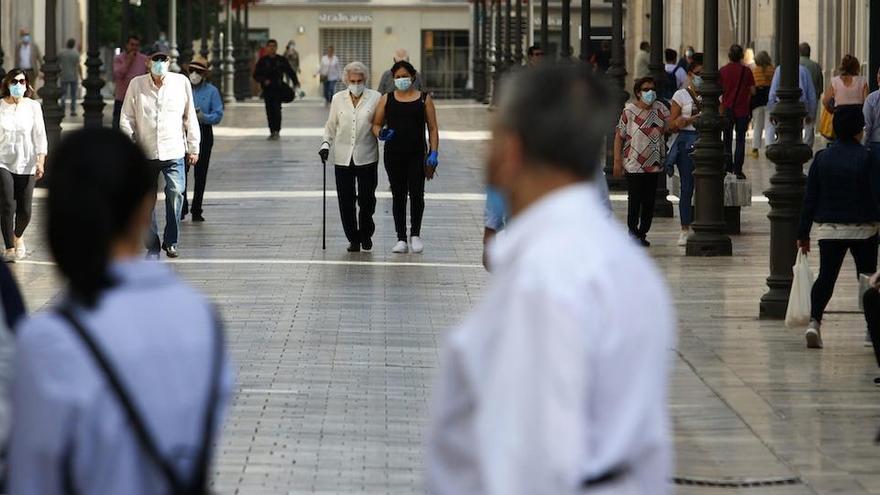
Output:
[57, 306, 225, 495]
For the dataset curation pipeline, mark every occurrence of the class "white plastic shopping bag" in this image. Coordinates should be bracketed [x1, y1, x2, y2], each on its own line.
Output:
[785, 252, 814, 328]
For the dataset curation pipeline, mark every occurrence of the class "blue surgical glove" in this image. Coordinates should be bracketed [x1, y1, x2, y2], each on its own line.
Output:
[427, 150, 439, 168]
[378, 128, 396, 141]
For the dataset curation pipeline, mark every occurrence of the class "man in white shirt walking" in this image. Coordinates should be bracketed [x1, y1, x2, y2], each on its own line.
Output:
[120, 50, 200, 259]
[427, 64, 677, 495]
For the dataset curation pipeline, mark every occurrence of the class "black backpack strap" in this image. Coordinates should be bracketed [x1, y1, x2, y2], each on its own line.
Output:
[57, 306, 225, 494]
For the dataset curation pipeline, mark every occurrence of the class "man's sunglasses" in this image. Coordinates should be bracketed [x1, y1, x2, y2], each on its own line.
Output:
[10, 78, 26, 85]
[151, 55, 169, 62]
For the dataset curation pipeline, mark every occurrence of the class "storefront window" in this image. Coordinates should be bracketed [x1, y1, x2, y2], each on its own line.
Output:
[421, 30, 469, 99]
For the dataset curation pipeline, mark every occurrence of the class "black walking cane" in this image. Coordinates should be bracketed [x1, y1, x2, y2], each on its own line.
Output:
[321, 155, 327, 250]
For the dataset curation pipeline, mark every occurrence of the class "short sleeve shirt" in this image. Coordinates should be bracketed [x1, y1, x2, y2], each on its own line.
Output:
[617, 101, 670, 174]
[671, 89, 699, 131]
[719, 63, 755, 118]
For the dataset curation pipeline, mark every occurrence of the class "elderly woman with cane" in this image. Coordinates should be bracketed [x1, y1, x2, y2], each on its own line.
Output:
[319, 61, 381, 253]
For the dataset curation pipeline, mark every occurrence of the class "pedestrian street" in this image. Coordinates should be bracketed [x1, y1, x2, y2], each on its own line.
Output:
[14, 100, 880, 494]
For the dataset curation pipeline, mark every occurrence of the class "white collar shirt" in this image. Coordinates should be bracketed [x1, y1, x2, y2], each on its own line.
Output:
[0, 98, 47, 175]
[322, 89, 380, 166]
[320, 55, 342, 81]
[119, 73, 201, 161]
[427, 183, 676, 495]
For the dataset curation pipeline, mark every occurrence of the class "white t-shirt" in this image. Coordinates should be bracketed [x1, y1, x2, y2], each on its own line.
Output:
[671, 88, 699, 131]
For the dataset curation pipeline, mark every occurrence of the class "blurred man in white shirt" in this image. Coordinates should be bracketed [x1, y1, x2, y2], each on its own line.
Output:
[120, 50, 200, 259]
[427, 63, 677, 495]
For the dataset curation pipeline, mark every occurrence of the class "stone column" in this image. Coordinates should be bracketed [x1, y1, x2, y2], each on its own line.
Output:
[759, 0, 811, 318]
[180, 0, 194, 67]
[560, 0, 571, 60]
[38, 0, 63, 158]
[169, 0, 180, 72]
[604, 0, 627, 190]
[540, 0, 548, 54]
[686, 0, 732, 256]
[223, 0, 235, 103]
[649, 0, 673, 217]
[514, 0, 523, 65]
[473, 0, 484, 101]
[83, 0, 106, 128]
[579, 0, 591, 63]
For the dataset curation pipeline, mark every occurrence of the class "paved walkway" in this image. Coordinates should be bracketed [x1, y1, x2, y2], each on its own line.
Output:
[15, 99, 880, 494]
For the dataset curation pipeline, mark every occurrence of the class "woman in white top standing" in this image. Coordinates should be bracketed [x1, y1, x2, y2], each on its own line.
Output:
[822, 55, 869, 112]
[319, 62, 381, 253]
[668, 54, 703, 246]
[0, 69, 46, 262]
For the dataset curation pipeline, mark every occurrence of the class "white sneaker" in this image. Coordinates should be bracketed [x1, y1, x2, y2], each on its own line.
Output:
[410, 236, 424, 254]
[805, 320, 823, 349]
[677, 230, 689, 247]
[392, 240, 409, 253]
[15, 241, 26, 261]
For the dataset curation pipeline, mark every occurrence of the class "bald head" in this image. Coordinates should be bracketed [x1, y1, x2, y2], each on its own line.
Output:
[393, 48, 409, 63]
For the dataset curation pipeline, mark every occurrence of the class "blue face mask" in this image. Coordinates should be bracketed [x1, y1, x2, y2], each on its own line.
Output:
[151, 60, 169, 77]
[21, 35, 31, 44]
[8, 84, 25, 98]
[394, 77, 412, 91]
[640, 89, 657, 105]
[692, 75, 704, 88]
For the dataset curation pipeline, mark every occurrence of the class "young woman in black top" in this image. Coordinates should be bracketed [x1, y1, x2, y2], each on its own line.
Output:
[372, 61, 440, 254]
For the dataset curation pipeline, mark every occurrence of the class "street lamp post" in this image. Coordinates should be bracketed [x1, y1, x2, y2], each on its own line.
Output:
[481, 0, 491, 103]
[243, 1, 252, 98]
[146, 0, 158, 47]
[121, 0, 132, 50]
[492, 0, 502, 103]
[649, 0, 673, 217]
[473, 0, 484, 101]
[503, 0, 513, 69]
[759, 0, 811, 318]
[561, 0, 571, 60]
[0, 0, 4, 77]
[514, 0, 523, 66]
[686, 0, 732, 256]
[234, 4, 247, 101]
[224, 0, 235, 103]
[39, 0, 63, 158]
[200, 0, 210, 59]
[212, 0, 224, 85]
[181, 0, 194, 67]
[604, 0, 627, 190]
[83, 0, 106, 128]
[540, 0, 548, 56]
[579, 0, 591, 63]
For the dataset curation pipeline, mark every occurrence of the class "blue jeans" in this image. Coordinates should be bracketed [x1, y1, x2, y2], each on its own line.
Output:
[675, 130, 699, 226]
[323, 80, 337, 103]
[60, 81, 77, 114]
[147, 158, 185, 252]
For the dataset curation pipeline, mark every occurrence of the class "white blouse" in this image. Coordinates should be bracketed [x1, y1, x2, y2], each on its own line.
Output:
[0, 98, 47, 175]
[322, 89, 380, 166]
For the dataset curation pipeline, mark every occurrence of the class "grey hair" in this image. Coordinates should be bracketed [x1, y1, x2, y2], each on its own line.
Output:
[344, 61, 369, 83]
[496, 64, 615, 181]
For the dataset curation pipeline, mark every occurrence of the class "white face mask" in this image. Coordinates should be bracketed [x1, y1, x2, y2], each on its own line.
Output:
[189, 72, 203, 85]
[348, 83, 365, 97]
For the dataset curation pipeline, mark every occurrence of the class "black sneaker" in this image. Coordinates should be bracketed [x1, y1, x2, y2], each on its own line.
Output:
[874, 377, 880, 387]
[347, 242, 360, 253]
[639, 238, 651, 247]
[361, 239, 373, 252]
[164, 245, 179, 258]
[736, 172, 748, 180]
[192, 213, 205, 222]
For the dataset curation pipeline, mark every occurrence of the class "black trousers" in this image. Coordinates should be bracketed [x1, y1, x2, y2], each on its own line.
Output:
[625, 172, 659, 239]
[335, 163, 378, 244]
[112, 99, 123, 130]
[723, 116, 749, 175]
[384, 150, 426, 241]
[812, 236, 879, 322]
[862, 289, 880, 367]
[264, 92, 282, 133]
[183, 125, 214, 216]
[0, 169, 34, 249]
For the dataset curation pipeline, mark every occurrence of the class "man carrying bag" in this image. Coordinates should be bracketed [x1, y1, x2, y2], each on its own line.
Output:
[253, 39, 298, 141]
